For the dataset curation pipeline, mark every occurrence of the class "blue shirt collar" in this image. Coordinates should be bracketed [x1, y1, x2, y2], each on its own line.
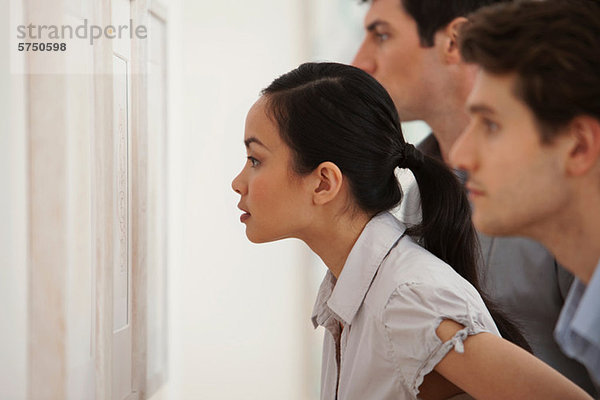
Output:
[565, 261, 600, 348]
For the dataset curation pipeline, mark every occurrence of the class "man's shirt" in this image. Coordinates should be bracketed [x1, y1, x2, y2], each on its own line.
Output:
[555, 262, 600, 392]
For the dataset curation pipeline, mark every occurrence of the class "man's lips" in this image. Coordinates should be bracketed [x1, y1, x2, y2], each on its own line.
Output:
[465, 183, 485, 197]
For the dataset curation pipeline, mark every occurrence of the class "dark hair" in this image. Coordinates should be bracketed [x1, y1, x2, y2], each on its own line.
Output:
[262, 62, 530, 352]
[459, 0, 600, 142]
[360, 0, 511, 47]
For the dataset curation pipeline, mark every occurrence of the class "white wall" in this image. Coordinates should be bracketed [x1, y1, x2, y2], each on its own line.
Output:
[0, 0, 27, 398]
[165, 0, 319, 399]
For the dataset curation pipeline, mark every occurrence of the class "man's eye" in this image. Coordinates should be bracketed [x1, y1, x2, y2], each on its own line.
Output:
[247, 156, 260, 167]
[483, 119, 499, 133]
[375, 32, 389, 43]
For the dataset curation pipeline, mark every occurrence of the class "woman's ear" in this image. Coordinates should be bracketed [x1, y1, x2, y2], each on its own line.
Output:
[312, 161, 343, 205]
[564, 115, 600, 176]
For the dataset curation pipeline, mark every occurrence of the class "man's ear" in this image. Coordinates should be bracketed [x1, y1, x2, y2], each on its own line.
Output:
[438, 16, 468, 64]
[564, 116, 600, 176]
[312, 161, 343, 205]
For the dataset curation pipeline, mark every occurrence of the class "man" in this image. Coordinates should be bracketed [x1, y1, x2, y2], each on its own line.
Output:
[352, 0, 597, 395]
[449, 0, 600, 389]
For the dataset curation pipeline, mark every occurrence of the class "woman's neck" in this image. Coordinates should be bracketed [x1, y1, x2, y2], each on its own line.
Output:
[302, 211, 371, 279]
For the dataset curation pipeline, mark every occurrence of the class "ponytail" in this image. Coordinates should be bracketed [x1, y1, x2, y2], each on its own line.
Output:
[400, 145, 532, 353]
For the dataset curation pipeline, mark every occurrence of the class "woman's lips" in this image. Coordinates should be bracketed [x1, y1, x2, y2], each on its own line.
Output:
[237, 203, 250, 222]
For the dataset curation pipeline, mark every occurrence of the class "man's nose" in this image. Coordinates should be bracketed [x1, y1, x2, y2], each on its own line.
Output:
[352, 41, 376, 75]
[449, 124, 478, 173]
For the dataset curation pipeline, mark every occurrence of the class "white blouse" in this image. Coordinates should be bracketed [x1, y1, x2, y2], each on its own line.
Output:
[311, 212, 500, 400]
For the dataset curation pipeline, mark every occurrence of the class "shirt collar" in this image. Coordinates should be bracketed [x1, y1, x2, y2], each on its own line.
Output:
[311, 212, 405, 328]
[564, 261, 600, 348]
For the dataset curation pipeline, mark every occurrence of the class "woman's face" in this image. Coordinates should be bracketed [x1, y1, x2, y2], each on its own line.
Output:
[232, 97, 315, 243]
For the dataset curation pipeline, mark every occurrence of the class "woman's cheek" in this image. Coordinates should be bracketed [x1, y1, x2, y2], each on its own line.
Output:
[249, 175, 271, 204]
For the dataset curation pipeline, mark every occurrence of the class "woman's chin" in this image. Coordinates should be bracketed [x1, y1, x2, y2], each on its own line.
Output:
[247, 236, 263, 244]
[246, 230, 282, 244]
[245, 230, 267, 244]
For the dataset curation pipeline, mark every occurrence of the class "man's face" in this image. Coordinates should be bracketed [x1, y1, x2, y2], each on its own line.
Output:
[449, 71, 569, 237]
[352, 0, 442, 121]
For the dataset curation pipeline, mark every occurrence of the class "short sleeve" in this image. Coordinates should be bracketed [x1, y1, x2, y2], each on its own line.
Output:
[381, 281, 495, 398]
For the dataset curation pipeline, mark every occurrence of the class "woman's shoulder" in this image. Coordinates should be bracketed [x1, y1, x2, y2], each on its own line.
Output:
[384, 234, 468, 289]
[364, 234, 487, 318]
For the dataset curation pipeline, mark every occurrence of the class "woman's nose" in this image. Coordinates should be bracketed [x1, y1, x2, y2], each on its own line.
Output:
[231, 170, 245, 195]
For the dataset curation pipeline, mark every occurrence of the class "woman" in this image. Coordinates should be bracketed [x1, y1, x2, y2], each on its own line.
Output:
[231, 63, 591, 400]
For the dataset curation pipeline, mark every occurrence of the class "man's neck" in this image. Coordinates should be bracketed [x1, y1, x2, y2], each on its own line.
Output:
[528, 190, 600, 285]
[421, 64, 476, 163]
[427, 111, 470, 164]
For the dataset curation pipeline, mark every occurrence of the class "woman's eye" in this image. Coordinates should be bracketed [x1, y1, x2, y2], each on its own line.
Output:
[247, 156, 260, 167]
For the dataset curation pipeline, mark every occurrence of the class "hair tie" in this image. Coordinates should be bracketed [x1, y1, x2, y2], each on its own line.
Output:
[396, 143, 424, 169]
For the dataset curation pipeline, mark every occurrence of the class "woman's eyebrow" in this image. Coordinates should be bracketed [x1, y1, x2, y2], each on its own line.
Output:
[244, 136, 270, 151]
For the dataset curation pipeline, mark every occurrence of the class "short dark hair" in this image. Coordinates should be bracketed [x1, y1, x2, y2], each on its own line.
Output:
[360, 0, 510, 47]
[459, 0, 600, 142]
[401, 0, 511, 46]
[261, 62, 531, 352]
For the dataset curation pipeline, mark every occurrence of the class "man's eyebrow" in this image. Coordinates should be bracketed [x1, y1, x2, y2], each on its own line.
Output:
[467, 103, 496, 115]
[244, 137, 269, 150]
[366, 20, 389, 32]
